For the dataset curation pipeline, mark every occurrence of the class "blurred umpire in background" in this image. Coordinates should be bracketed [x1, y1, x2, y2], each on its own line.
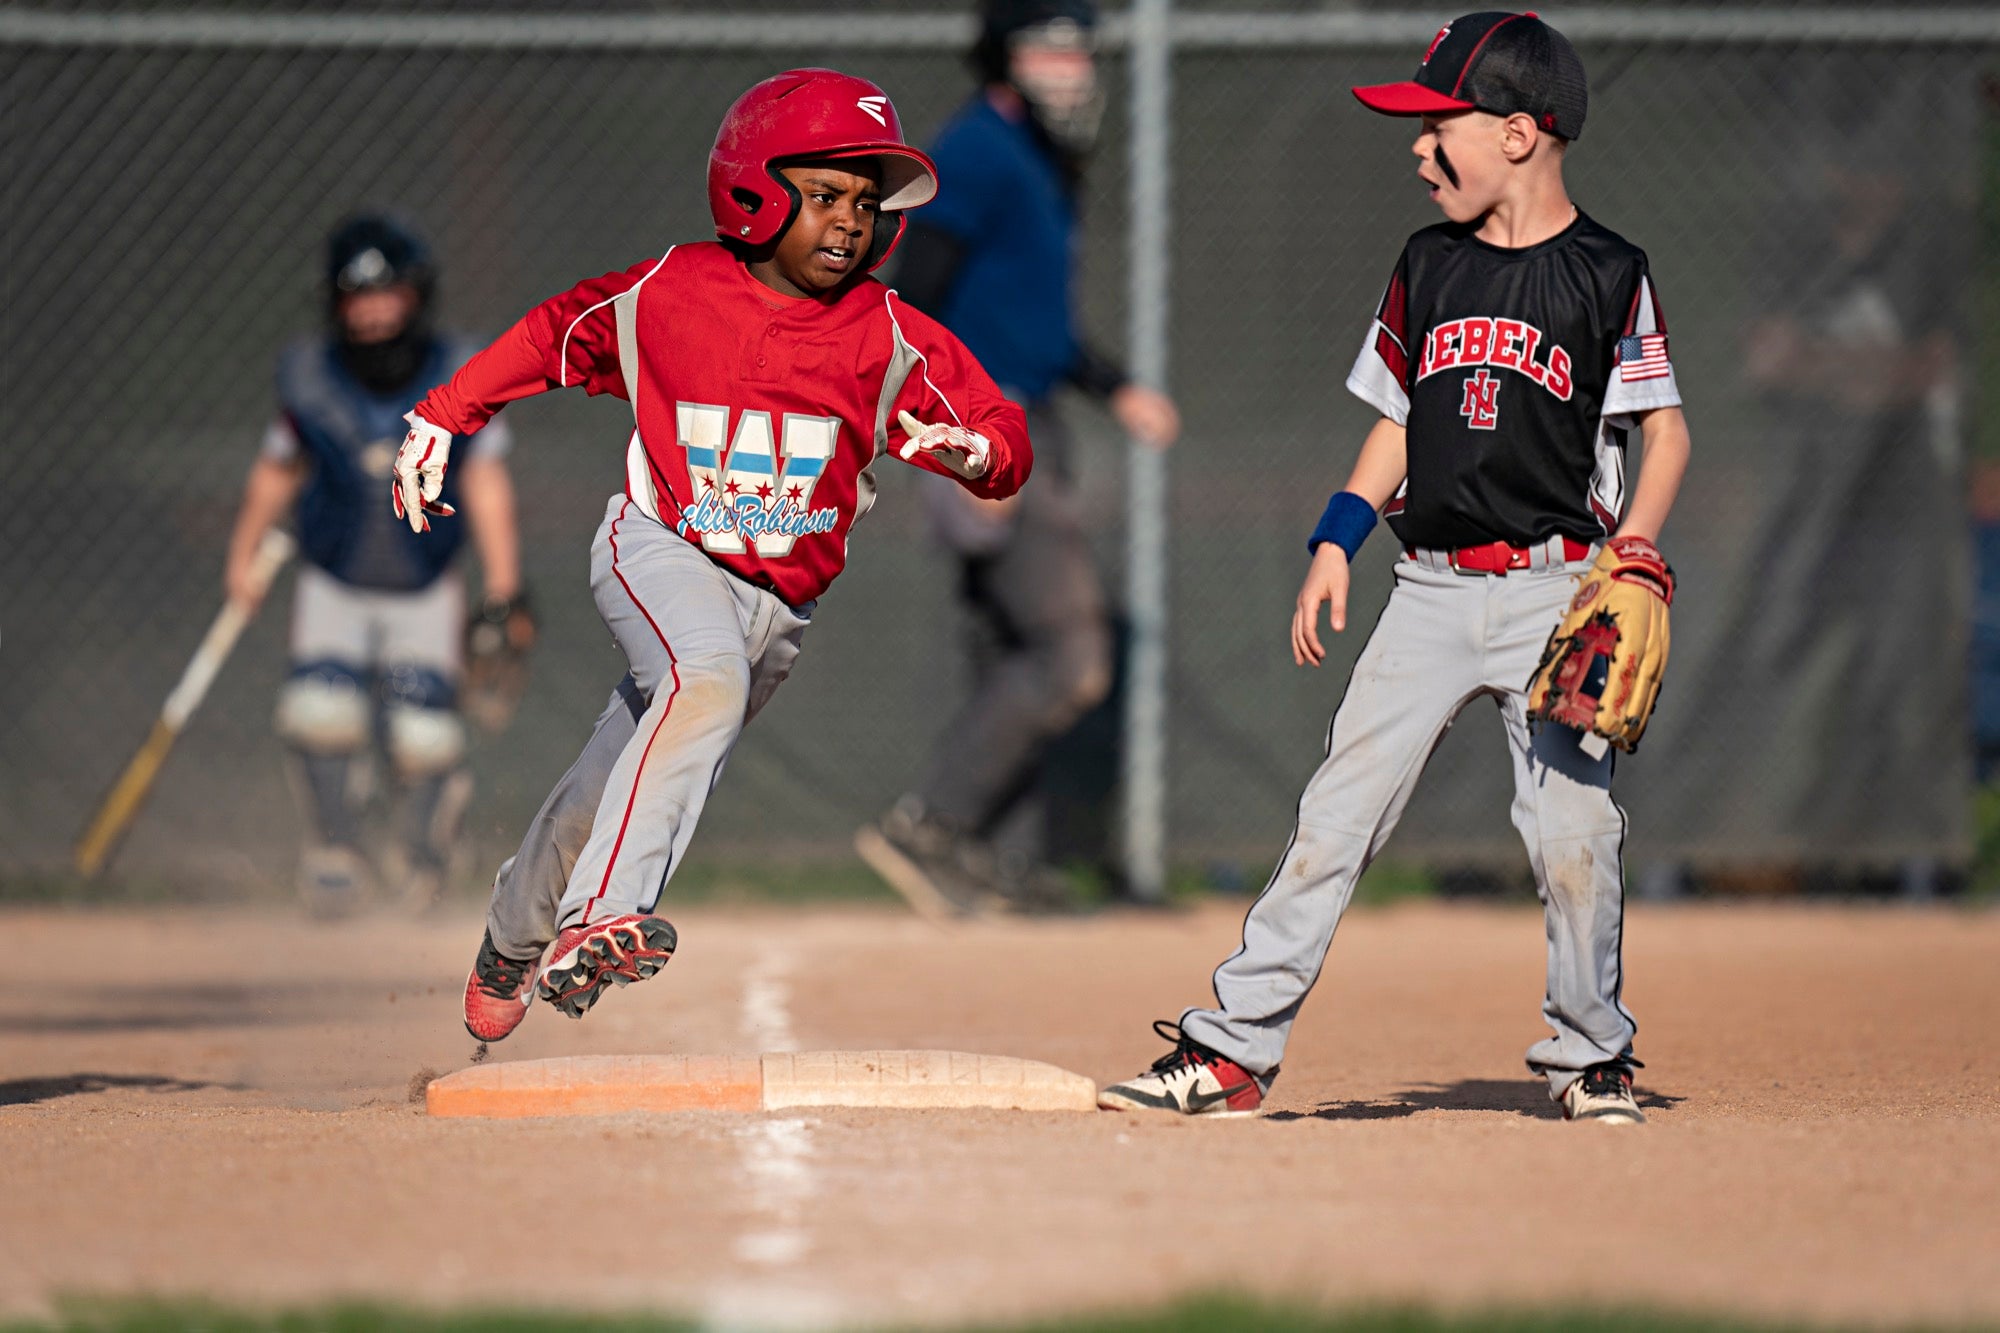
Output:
[857, 0, 1180, 916]
[223, 216, 532, 915]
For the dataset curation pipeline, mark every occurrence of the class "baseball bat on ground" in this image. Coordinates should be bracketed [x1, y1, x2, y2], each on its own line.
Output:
[73, 528, 296, 877]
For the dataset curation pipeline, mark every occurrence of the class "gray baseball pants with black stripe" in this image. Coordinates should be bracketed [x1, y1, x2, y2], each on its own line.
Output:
[484, 494, 810, 960]
[1177, 553, 1638, 1099]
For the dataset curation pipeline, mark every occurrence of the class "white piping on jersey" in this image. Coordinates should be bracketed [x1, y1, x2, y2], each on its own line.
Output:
[881, 289, 967, 427]
[625, 429, 660, 524]
[1346, 325, 1410, 427]
[850, 286, 967, 558]
[1628, 276, 1661, 337]
[559, 246, 676, 389]
[1372, 316, 1406, 357]
[1591, 275, 1678, 532]
[1585, 418, 1626, 535]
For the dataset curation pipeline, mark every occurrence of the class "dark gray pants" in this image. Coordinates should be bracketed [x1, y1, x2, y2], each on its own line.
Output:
[917, 406, 1112, 835]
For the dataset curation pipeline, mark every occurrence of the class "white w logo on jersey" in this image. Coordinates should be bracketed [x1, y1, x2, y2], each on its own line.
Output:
[855, 96, 889, 127]
[674, 404, 840, 558]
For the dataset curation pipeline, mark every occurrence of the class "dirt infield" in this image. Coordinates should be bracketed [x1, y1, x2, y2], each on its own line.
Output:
[1, 899, 1995, 1329]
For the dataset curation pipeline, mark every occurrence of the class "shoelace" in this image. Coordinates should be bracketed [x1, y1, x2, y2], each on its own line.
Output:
[475, 940, 535, 998]
[1146, 1019, 1215, 1075]
[1578, 1063, 1635, 1096]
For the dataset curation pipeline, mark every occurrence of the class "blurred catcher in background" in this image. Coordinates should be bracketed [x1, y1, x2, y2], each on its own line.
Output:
[858, 0, 1181, 917]
[223, 215, 531, 915]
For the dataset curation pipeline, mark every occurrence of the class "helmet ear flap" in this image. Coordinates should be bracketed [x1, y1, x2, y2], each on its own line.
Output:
[865, 211, 906, 272]
[761, 160, 906, 275]
[719, 169, 804, 254]
[764, 166, 804, 251]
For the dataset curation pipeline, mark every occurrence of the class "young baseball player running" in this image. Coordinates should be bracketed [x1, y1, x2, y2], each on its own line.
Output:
[389, 70, 1032, 1042]
[1098, 11, 1690, 1124]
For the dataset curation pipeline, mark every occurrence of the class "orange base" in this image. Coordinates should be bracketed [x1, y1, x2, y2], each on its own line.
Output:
[426, 1054, 762, 1118]
[426, 1050, 1098, 1118]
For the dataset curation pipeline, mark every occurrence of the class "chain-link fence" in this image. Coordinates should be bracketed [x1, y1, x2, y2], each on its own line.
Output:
[0, 3, 1984, 893]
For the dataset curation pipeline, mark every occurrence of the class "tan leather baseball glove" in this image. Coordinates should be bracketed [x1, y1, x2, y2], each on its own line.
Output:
[1527, 536, 1674, 754]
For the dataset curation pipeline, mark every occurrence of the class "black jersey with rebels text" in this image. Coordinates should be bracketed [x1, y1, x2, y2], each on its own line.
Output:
[1346, 211, 1681, 549]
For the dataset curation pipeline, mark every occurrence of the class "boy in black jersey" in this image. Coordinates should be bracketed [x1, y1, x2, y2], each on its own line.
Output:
[1100, 11, 1691, 1124]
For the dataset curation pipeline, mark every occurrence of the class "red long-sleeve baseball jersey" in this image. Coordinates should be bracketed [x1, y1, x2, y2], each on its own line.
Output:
[414, 241, 1032, 606]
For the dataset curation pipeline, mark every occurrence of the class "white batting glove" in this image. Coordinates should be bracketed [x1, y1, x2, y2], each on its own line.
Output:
[897, 409, 991, 481]
[391, 410, 456, 533]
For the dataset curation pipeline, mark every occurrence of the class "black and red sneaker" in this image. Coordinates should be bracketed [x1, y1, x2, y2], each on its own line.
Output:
[536, 913, 678, 1020]
[1097, 1020, 1265, 1118]
[1560, 1060, 1646, 1124]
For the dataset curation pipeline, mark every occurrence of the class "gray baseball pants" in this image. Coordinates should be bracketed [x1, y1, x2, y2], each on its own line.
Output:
[1178, 553, 1638, 1099]
[485, 494, 810, 960]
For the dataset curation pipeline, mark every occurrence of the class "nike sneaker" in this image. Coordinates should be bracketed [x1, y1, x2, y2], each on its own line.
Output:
[461, 927, 540, 1042]
[1097, 1019, 1264, 1117]
[1560, 1060, 1646, 1124]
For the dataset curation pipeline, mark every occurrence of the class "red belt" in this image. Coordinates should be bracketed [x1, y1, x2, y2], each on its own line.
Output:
[1407, 536, 1591, 574]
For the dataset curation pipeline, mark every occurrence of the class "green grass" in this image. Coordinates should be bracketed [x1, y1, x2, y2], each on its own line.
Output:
[1351, 858, 1441, 906]
[0, 1307, 695, 1333]
[0, 859, 905, 912]
[651, 857, 901, 906]
[1172, 857, 1441, 907]
[0, 871, 231, 908]
[991, 1299, 1992, 1333]
[1970, 783, 2000, 904]
[0, 856, 1443, 912]
[661, 856, 1441, 911]
[6, 1297, 1991, 1333]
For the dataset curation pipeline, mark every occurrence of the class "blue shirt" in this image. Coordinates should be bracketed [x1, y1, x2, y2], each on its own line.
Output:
[267, 335, 505, 591]
[920, 97, 1080, 404]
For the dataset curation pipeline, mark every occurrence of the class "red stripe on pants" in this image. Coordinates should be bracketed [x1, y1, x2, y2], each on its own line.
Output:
[581, 500, 683, 924]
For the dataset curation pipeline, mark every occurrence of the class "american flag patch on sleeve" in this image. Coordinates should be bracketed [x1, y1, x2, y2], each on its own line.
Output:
[1617, 333, 1670, 382]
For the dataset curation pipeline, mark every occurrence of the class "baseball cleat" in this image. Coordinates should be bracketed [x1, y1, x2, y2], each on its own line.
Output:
[1561, 1060, 1646, 1124]
[462, 927, 541, 1042]
[1097, 1020, 1265, 1118]
[537, 913, 678, 1019]
[854, 798, 996, 924]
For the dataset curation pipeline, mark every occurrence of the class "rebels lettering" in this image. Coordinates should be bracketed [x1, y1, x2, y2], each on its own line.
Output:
[1418, 317, 1572, 401]
[1459, 318, 1492, 365]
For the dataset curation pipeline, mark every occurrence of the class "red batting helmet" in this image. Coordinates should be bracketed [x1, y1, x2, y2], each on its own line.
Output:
[709, 68, 940, 272]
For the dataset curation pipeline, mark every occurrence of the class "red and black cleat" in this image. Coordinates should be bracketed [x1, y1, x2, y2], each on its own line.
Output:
[537, 913, 679, 1020]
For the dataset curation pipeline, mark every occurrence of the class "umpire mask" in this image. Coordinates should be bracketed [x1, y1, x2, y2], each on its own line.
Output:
[1008, 19, 1104, 157]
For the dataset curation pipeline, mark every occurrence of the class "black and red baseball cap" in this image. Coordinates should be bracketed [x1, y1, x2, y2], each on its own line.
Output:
[1352, 11, 1587, 141]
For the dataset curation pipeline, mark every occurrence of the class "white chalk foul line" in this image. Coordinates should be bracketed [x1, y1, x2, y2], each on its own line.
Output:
[702, 944, 835, 1329]
[731, 1116, 816, 1266]
[733, 944, 815, 1265]
[740, 944, 798, 1054]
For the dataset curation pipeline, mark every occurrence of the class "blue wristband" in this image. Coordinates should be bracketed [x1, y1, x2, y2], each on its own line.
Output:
[1307, 491, 1377, 560]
